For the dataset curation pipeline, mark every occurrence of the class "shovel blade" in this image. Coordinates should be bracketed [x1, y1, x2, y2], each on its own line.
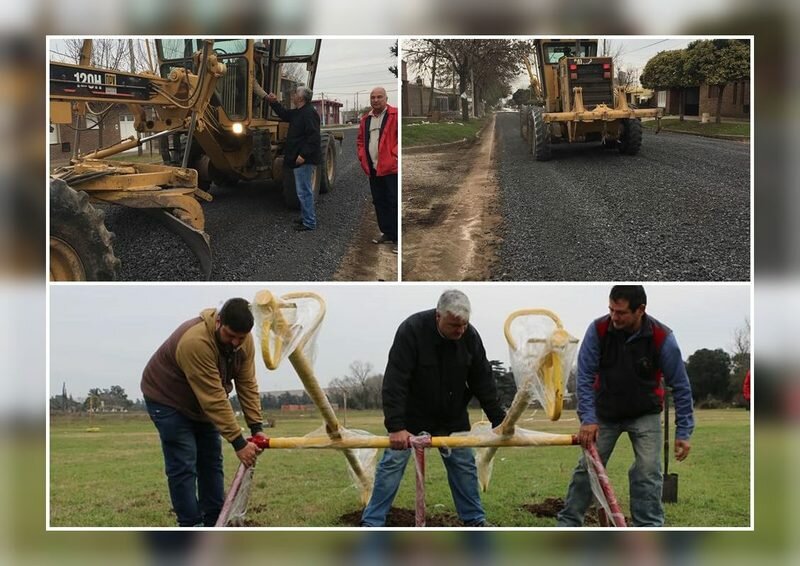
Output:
[662, 473, 679, 503]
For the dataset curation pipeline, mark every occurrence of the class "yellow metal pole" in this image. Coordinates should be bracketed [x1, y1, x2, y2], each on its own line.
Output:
[254, 290, 373, 503]
[264, 433, 577, 450]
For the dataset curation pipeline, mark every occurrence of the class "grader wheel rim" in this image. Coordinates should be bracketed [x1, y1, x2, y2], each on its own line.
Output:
[326, 144, 335, 181]
[50, 236, 86, 281]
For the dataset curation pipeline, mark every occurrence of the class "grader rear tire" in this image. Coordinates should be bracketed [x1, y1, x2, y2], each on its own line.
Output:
[530, 106, 551, 161]
[50, 178, 120, 281]
[319, 133, 337, 194]
[618, 118, 643, 155]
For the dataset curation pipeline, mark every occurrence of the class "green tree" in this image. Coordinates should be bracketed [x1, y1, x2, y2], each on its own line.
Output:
[685, 39, 750, 123]
[686, 348, 732, 403]
[641, 49, 698, 121]
[491, 360, 517, 409]
[261, 393, 279, 410]
[107, 385, 132, 409]
[511, 88, 532, 106]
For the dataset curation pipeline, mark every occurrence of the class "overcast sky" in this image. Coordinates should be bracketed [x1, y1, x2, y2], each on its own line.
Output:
[315, 39, 398, 112]
[49, 283, 749, 401]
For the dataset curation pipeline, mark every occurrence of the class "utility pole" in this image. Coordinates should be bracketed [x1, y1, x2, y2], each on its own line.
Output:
[129, 38, 143, 157]
[470, 65, 476, 119]
[320, 92, 326, 126]
[428, 44, 438, 115]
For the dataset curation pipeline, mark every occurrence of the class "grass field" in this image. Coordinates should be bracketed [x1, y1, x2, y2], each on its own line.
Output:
[643, 118, 750, 137]
[49, 408, 750, 527]
[402, 117, 487, 147]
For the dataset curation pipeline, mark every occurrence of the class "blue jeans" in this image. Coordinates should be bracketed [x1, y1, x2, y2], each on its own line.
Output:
[360, 446, 485, 526]
[557, 412, 664, 527]
[294, 163, 317, 229]
[146, 399, 224, 527]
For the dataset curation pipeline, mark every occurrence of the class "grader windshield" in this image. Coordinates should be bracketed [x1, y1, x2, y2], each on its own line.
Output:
[541, 41, 597, 64]
[155, 39, 320, 122]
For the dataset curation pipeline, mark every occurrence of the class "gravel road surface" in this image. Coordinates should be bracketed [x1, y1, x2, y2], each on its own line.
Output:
[102, 127, 370, 281]
[495, 112, 750, 281]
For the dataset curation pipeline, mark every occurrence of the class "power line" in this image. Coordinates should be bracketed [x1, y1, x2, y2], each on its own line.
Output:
[318, 89, 397, 96]
[625, 39, 672, 54]
[49, 49, 76, 61]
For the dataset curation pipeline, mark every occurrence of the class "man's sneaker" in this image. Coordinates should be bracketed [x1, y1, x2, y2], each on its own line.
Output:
[372, 234, 392, 244]
[294, 224, 314, 232]
[391, 246, 398, 255]
[292, 218, 304, 225]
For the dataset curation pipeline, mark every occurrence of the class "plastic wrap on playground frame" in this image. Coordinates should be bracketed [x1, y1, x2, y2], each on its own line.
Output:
[252, 292, 323, 367]
[506, 312, 579, 419]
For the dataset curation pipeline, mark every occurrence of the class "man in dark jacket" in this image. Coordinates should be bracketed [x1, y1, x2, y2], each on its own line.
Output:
[557, 285, 695, 527]
[356, 87, 398, 253]
[266, 87, 321, 231]
[360, 290, 506, 527]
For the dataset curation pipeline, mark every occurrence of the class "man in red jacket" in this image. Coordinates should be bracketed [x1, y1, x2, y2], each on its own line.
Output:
[357, 87, 398, 254]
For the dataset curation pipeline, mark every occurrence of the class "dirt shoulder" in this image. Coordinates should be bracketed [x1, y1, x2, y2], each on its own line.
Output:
[334, 201, 398, 281]
[401, 114, 502, 281]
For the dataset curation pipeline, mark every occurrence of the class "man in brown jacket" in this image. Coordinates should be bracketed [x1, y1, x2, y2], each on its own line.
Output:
[141, 298, 264, 527]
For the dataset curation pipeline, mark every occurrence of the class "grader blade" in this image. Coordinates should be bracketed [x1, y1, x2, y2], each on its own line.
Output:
[144, 208, 212, 279]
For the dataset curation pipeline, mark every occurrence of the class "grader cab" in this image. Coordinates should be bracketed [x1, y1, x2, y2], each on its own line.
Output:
[520, 38, 662, 160]
[49, 38, 340, 281]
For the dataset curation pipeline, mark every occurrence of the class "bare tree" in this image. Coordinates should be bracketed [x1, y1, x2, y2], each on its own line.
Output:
[404, 39, 528, 120]
[58, 39, 156, 154]
[729, 317, 751, 402]
[599, 39, 627, 71]
[348, 361, 374, 409]
[732, 317, 751, 357]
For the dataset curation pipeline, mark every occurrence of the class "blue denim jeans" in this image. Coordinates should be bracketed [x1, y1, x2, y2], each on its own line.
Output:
[557, 412, 664, 527]
[146, 399, 224, 527]
[360, 446, 485, 526]
[294, 163, 317, 229]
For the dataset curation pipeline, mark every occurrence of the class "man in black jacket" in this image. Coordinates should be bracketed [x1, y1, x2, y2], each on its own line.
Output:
[360, 289, 506, 527]
[265, 87, 321, 231]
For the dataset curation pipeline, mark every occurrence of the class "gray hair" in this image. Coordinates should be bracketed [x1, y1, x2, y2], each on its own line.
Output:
[296, 86, 313, 103]
[436, 289, 471, 321]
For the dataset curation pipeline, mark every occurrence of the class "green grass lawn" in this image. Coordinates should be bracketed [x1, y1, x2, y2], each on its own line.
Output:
[403, 117, 487, 147]
[643, 118, 750, 137]
[49, 408, 750, 527]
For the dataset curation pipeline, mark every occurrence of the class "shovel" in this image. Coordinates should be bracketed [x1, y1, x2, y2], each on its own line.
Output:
[662, 390, 679, 503]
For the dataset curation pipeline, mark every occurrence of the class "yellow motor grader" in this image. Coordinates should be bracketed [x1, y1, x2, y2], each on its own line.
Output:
[49, 38, 340, 280]
[520, 38, 662, 160]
